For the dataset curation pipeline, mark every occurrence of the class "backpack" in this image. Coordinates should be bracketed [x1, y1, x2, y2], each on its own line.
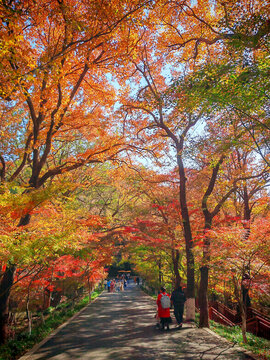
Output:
[160, 294, 170, 309]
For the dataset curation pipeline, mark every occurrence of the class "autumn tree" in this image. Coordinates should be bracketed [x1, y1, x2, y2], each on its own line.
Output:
[129, 172, 186, 285]
[210, 215, 270, 343]
[157, 0, 269, 60]
[145, 0, 269, 326]
[0, 0, 269, 342]
[0, 0, 152, 343]
[188, 130, 269, 327]
[156, 0, 270, 165]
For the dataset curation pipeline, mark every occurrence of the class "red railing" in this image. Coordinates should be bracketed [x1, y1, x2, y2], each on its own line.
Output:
[246, 315, 270, 339]
[207, 301, 270, 340]
[209, 307, 235, 326]
[210, 301, 240, 323]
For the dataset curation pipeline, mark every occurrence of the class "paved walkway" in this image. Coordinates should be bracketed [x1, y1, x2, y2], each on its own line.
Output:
[20, 284, 255, 360]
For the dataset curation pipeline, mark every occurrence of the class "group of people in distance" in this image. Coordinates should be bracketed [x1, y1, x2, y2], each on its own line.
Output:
[106, 276, 128, 292]
[156, 283, 186, 330]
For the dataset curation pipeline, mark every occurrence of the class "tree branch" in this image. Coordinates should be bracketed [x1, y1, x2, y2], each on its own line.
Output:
[10, 133, 32, 182]
[0, 155, 5, 182]
[202, 155, 225, 222]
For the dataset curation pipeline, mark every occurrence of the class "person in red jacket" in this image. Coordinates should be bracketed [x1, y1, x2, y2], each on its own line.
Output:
[156, 286, 172, 330]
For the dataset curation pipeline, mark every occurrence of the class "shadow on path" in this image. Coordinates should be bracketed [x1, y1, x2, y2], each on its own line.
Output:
[20, 284, 255, 360]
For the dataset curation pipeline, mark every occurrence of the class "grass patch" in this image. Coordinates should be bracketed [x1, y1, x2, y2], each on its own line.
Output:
[0, 289, 103, 360]
[140, 284, 157, 299]
[209, 320, 270, 360]
[195, 313, 270, 359]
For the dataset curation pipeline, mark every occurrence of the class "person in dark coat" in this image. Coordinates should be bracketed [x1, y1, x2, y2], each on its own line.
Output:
[171, 284, 186, 327]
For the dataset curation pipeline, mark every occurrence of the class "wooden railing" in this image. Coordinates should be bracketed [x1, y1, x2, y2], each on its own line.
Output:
[209, 307, 235, 327]
[210, 301, 240, 323]
[207, 301, 270, 340]
[246, 315, 270, 339]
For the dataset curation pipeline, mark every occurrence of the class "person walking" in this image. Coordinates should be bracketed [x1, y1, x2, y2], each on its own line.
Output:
[110, 279, 115, 292]
[157, 287, 172, 330]
[171, 284, 186, 328]
[120, 280, 124, 291]
[107, 279, 111, 292]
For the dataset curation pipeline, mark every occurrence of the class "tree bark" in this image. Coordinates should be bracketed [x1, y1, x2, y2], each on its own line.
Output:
[233, 276, 248, 343]
[172, 249, 181, 287]
[199, 224, 211, 327]
[198, 266, 209, 327]
[198, 155, 226, 327]
[26, 279, 32, 335]
[177, 151, 195, 321]
[241, 309, 248, 343]
[0, 264, 16, 344]
[0, 211, 32, 343]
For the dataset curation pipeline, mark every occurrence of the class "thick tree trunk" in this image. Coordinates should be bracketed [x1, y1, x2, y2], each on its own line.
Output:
[185, 247, 195, 322]
[198, 156, 225, 328]
[185, 298, 195, 322]
[198, 224, 211, 328]
[198, 266, 209, 327]
[0, 264, 16, 344]
[238, 289, 248, 343]
[177, 152, 195, 322]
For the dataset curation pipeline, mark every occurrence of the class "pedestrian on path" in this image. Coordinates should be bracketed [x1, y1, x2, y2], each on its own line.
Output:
[157, 286, 172, 330]
[110, 279, 115, 292]
[120, 280, 124, 291]
[171, 283, 186, 328]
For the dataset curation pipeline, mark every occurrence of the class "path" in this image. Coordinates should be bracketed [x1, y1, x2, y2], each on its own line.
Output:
[20, 284, 255, 360]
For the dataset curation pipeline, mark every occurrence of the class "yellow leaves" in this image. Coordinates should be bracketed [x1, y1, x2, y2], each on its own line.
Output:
[0, 186, 110, 266]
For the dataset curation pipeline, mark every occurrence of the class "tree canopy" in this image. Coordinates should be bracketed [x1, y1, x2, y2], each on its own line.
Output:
[0, 0, 269, 346]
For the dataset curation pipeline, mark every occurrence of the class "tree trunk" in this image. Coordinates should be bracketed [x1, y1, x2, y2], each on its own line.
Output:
[182, 200, 195, 322]
[198, 223, 211, 328]
[27, 311, 32, 335]
[172, 249, 181, 287]
[233, 276, 248, 343]
[198, 156, 225, 328]
[26, 282, 32, 335]
[241, 309, 248, 343]
[177, 152, 195, 322]
[0, 264, 16, 344]
[198, 266, 209, 327]
[0, 213, 31, 343]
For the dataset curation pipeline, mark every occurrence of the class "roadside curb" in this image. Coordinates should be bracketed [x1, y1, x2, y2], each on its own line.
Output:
[204, 327, 260, 360]
[139, 286, 156, 302]
[19, 292, 103, 360]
